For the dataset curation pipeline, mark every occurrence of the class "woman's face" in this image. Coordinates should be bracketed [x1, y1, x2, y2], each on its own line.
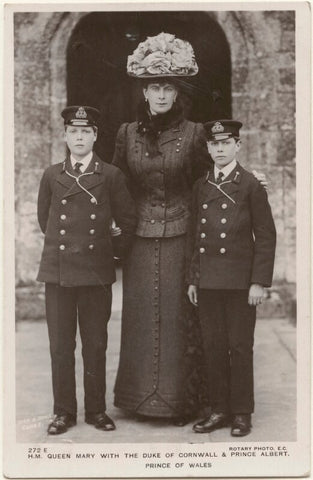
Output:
[143, 82, 178, 115]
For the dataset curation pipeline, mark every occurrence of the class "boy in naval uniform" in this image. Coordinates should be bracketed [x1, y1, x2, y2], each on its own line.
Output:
[187, 119, 276, 437]
[37, 106, 137, 434]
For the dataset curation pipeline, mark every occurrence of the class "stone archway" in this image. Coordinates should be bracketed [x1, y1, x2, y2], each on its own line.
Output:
[65, 12, 232, 163]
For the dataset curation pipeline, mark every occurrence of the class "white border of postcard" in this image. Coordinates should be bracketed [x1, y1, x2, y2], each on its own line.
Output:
[2, 1, 311, 479]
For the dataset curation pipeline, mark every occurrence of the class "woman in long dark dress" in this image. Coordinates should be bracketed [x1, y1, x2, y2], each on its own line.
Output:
[112, 33, 209, 424]
[112, 33, 265, 423]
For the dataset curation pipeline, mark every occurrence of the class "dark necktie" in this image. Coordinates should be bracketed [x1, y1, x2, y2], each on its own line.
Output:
[216, 171, 224, 184]
[74, 161, 83, 174]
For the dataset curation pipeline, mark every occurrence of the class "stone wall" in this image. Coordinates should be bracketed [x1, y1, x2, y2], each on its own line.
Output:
[14, 10, 295, 319]
[215, 11, 295, 286]
[215, 11, 296, 317]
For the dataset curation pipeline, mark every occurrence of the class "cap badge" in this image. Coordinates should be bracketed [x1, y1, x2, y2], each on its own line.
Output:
[212, 122, 224, 133]
[75, 107, 87, 119]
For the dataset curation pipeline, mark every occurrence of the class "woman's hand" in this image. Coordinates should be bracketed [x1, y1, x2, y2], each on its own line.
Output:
[252, 170, 268, 190]
[111, 226, 122, 237]
[248, 283, 265, 306]
[188, 285, 198, 306]
[110, 219, 122, 237]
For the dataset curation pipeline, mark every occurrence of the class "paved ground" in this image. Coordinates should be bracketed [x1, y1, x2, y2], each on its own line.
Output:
[15, 275, 296, 444]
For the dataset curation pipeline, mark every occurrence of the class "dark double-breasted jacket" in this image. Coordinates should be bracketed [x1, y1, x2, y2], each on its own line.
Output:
[37, 153, 137, 287]
[186, 163, 276, 290]
[112, 119, 209, 238]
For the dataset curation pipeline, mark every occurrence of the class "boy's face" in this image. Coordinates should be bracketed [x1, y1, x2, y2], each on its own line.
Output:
[64, 126, 97, 159]
[207, 137, 241, 169]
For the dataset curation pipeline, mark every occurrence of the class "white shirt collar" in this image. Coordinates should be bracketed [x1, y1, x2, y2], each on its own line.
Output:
[214, 159, 237, 181]
[70, 151, 93, 173]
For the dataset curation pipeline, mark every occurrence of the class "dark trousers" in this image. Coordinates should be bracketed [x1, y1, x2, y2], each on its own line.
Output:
[198, 289, 256, 415]
[45, 283, 112, 417]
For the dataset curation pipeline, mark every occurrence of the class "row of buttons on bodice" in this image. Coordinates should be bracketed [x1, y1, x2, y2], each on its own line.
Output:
[151, 238, 160, 401]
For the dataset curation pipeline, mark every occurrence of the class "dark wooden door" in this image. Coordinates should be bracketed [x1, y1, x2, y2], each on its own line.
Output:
[67, 12, 231, 162]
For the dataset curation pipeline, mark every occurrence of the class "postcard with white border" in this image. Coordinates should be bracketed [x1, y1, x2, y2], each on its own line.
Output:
[3, 1, 311, 478]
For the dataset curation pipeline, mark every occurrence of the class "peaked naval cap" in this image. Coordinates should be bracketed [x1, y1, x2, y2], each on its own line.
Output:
[61, 106, 100, 127]
[127, 32, 198, 78]
[204, 119, 243, 141]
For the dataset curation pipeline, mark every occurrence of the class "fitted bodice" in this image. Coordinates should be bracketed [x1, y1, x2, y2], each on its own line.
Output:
[113, 119, 209, 237]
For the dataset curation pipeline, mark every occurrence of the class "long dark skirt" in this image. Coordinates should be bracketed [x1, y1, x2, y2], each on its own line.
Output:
[114, 235, 208, 418]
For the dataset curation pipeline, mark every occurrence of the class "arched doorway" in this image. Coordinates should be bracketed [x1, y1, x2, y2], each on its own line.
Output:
[67, 12, 231, 162]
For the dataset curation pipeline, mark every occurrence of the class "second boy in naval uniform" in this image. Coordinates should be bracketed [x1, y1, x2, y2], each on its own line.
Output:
[187, 119, 276, 437]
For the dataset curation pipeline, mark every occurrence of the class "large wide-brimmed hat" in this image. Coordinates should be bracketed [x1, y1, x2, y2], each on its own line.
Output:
[127, 32, 198, 78]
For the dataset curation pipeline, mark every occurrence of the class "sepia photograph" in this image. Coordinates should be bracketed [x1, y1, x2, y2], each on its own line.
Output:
[3, 1, 311, 478]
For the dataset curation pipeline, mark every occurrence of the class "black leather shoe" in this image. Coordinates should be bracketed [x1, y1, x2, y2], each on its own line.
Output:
[231, 414, 251, 437]
[173, 416, 192, 427]
[47, 414, 76, 435]
[193, 412, 229, 433]
[85, 412, 116, 431]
